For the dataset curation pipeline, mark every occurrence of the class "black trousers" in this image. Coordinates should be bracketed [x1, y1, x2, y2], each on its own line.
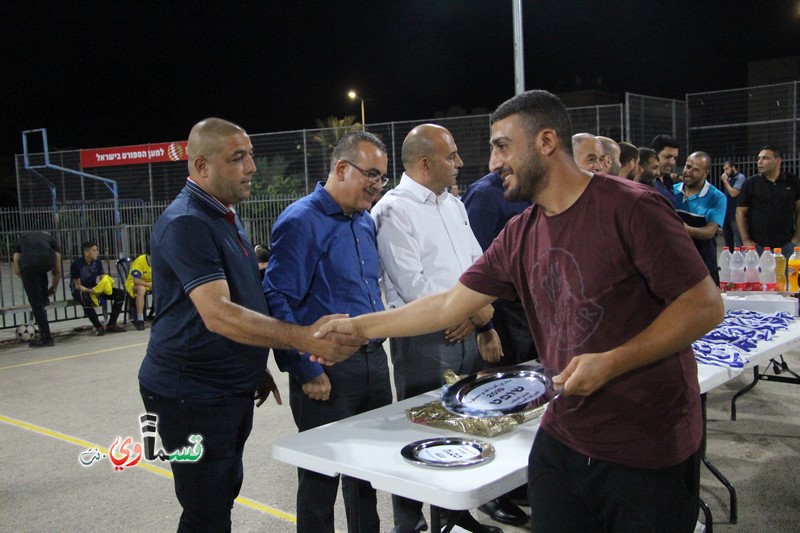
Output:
[289, 348, 392, 533]
[528, 429, 700, 533]
[141, 386, 254, 533]
[20, 264, 53, 339]
[73, 288, 125, 327]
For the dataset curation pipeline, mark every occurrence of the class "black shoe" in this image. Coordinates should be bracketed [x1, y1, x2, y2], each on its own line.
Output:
[477, 496, 528, 526]
[134, 320, 145, 331]
[446, 510, 503, 533]
[95, 326, 106, 336]
[29, 337, 54, 348]
[105, 324, 125, 333]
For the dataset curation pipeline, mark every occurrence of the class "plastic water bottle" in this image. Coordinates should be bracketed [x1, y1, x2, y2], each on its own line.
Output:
[730, 247, 746, 291]
[789, 247, 800, 293]
[744, 247, 761, 291]
[775, 251, 787, 292]
[760, 247, 777, 291]
[718, 247, 731, 291]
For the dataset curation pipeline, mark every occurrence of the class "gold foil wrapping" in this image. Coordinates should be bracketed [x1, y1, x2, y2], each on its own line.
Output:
[405, 369, 546, 438]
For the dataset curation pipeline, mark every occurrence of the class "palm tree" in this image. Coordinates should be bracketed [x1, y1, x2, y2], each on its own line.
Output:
[311, 115, 362, 164]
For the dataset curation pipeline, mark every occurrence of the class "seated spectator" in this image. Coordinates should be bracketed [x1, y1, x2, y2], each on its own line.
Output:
[124, 247, 153, 331]
[70, 241, 126, 335]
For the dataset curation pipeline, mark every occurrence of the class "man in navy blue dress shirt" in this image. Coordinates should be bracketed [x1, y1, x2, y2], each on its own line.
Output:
[264, 131, 392, 533]
[138, 118, 366, 532]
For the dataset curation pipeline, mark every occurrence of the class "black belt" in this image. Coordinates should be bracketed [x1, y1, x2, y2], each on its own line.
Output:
[357, 339, 385, 354]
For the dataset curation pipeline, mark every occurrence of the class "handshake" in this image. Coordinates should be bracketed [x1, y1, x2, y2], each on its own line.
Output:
[306, 314, 363, 365]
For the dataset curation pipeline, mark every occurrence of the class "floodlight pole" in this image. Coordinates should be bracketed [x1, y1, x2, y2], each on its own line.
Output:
[512, 0, 525, 95]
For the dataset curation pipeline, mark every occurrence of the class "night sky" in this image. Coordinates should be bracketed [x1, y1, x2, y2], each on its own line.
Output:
[3, 1, 799, 176]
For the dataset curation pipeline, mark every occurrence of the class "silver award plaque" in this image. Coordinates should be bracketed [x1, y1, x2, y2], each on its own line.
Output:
[441, 364, 559, 417]
[401, 437, 495, 468]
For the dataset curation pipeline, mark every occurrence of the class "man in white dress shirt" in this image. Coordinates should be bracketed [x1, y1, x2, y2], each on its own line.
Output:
[371, 123, 502, 533]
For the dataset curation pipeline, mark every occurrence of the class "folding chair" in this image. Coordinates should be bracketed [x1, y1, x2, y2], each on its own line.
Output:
[117, 256, 153, 324]
[116, 257, 133, 324]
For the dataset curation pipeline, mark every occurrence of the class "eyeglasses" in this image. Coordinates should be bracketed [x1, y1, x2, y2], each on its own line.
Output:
[343, 160, 389, 187]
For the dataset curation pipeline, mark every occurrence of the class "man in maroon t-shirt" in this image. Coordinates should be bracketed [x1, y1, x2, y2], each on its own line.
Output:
[314, 90, 723, 532]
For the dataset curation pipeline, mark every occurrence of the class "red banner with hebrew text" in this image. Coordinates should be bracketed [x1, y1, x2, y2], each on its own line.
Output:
[80, 141, 188, 168]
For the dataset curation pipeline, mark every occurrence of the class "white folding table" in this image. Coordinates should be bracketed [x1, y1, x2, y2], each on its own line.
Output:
[272, 322, 800, 532]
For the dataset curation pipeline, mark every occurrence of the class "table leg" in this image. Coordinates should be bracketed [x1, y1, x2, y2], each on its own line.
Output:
[730, 366, 760, 421]
[346, 475, 361, 533]
[431, 505, 443, 532]
[701, 394, 737, 524]
[699, 497, 713, 533]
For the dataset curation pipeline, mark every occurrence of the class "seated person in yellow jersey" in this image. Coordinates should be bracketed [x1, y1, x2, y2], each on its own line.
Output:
[125, 249, 152, 330]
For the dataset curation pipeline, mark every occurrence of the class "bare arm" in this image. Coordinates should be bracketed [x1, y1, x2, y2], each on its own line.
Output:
[313, 283, 496, 363]
[553, 276, 723, 396]
[684, 222, 719, 241]
[719, 174, 740, 198]
[189, 279, 367, 359]
[49, 252, 61, 295]
[12, 252, 20, 277]
[736, 206, 754, 246]
[792, 199, 800, 244]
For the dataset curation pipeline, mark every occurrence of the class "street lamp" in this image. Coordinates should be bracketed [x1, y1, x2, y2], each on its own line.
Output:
[348, 90, 366, 131]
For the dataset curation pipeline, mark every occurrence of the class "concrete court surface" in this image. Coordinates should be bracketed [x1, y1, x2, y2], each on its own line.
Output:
[1, 321, 799, 533]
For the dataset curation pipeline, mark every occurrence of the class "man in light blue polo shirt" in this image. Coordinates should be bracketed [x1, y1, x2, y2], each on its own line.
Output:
[673, 151, 727, 285]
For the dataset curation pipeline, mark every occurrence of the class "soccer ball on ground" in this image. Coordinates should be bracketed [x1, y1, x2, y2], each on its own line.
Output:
[16, 323, 37, 342]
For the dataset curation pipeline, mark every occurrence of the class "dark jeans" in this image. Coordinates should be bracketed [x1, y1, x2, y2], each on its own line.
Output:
[289, 349, 392, 533]
[528, 429, 700, 533]
[20, 264, 53, 339]
[140, 386, 254, 533]
[490, 298, 537, 366]
[722, 211, 742, 251]
[73, 288, 125, 327]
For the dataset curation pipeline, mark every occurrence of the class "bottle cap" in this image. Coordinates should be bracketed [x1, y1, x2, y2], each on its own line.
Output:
[765, 247, 771, 251]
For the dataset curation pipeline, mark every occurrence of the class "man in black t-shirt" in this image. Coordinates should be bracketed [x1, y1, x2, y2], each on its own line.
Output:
[12, 232, 62, 347]
[737, 145, 800, 259]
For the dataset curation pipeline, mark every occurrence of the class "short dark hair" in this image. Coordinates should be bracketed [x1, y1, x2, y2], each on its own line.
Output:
[81, 241, 96, 253]
[491, 90, 574, 155]
[650, 134, 679, 154]
[330, 131, 387, 171]
[619, 142, 639, 167]
[255, 245, 270, 263]
[723, 159, 737, 169]
[637, 147, 658, 165]
[760, 145, 782, 159]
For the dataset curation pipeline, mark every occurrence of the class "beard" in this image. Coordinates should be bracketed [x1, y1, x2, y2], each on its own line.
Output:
[504, 148, 547, 202]
[637, 170, 657, 188]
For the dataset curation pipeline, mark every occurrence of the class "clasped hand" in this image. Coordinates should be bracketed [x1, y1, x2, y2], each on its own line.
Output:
[552, 352, 615, 397]
[310, 317, 359, 365]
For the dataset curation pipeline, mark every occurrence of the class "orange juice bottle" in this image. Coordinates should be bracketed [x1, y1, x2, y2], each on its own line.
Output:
[788, 247, 800, 293]
[774, 251, 787, 292]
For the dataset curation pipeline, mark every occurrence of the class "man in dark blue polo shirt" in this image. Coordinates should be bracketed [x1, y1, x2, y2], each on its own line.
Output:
[138, 118, 367, 532]
[264, 131, 392, 533]
[737, 145, 800, 259]
[673, 151, 727, 285]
